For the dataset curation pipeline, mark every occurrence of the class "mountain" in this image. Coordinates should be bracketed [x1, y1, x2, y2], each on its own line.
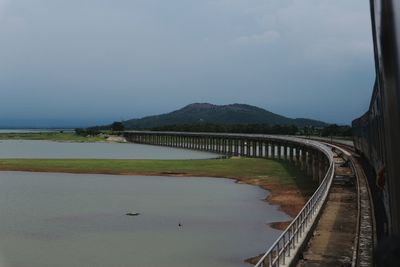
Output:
[119, 103, 328, 129]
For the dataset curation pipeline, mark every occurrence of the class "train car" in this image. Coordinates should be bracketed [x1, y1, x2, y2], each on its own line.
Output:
[352, 0, 400, 238]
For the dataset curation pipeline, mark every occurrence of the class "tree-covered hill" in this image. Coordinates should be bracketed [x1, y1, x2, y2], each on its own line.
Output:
[118, 103, 328, 129]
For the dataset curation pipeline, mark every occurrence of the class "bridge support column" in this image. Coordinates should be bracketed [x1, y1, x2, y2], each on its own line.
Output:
[278, 144, 282, 160]
[295, 147, 300, 166]
[307, 151, 313, 177]
[312, 154, 319, 181]
[233, 140, 239, 156]
[288, 146, 293, 163]
[301, 148, 307, 171]
[271, 144, 275, 159]
[318, 157, 325, 183]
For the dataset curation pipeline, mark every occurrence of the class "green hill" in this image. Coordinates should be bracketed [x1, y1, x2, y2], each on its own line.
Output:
[119, 103, 327, 129]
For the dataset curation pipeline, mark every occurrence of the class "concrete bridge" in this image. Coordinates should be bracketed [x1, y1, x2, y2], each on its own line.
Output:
[125, 131, 330, 183]
[123, 131, 373, 267]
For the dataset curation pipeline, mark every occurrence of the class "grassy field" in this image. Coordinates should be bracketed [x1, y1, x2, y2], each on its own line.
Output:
[0, 132, 106, 142]
[0, 157, 297, 181]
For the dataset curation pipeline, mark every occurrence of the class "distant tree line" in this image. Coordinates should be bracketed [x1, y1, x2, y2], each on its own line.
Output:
[151, 123, 300, 135]
[80, 122, 352, 138]
[75, 128, 101, 137]
[320, 124, 352, 137]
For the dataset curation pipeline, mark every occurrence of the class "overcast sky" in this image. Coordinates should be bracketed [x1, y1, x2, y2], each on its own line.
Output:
[0, 0, 375, 127]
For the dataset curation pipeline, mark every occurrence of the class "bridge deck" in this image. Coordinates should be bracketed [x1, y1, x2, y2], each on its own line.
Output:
[296, 151, 357, 267]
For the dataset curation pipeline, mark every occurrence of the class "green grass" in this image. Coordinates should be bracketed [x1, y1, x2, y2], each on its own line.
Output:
[0, 157, 313, 186]
[0, 132, 106, 142]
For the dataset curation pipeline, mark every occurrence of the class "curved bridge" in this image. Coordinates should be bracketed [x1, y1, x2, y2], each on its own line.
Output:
[124, 131, 336, 266]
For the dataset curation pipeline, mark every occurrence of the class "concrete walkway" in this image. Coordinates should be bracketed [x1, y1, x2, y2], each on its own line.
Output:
[296, 151, 357, 267]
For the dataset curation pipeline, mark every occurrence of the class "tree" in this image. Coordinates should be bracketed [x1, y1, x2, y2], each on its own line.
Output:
[111, 121, 125, 131]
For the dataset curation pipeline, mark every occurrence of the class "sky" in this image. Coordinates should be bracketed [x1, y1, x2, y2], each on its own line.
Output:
[0, 0, 375, 127]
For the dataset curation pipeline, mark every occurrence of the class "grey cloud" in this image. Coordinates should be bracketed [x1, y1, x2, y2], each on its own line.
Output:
[0, 0, 375, 126]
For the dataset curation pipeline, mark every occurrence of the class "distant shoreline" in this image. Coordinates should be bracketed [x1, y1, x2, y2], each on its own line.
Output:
[0, 132, 108, 143]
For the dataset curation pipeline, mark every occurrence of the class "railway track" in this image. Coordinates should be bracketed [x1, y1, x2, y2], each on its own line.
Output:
[323, 142, 376, 267]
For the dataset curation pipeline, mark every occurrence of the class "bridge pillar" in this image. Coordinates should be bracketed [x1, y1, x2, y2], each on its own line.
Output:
[233, 139, 238, 156]
[291, 146, 295, 163]
[318, 156, 325, 183]
[301, 148, 307, 171]
[278, 144, 282, 160]
[295, 147, 300, 166]
[312, 154, 319, 181]
[306, 151, 313, 177]
[258, 141, 263, 158]
[269, 143, 272, 158]
[252, 141, 257, 157]
[270, 143, 275, 159]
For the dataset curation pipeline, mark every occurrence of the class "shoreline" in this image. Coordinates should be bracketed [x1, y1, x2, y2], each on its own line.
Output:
[0, 166, 313, 228]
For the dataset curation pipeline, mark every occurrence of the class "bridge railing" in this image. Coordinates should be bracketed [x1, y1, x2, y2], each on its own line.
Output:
[254, 142, 334, 267]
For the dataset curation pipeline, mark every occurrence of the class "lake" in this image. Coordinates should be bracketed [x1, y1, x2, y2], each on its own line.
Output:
[0, 140, 289, 266]
[0, 140, 219, 160]
[0, 172, 289, 267]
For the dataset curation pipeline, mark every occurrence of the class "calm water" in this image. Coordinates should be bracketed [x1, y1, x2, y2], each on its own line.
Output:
[0, 172, 289, 267]
[0, 140, 219, 159]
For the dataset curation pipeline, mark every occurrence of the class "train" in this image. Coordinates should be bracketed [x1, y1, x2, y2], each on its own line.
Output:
[352, 0, 400, 240]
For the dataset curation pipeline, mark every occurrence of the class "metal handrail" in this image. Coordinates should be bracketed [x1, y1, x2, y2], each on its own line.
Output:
[254, 143, 335, 267]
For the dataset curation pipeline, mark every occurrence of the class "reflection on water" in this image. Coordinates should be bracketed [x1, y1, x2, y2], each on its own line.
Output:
[0, 172, 289, 267]
[0, 140, 219, 159]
